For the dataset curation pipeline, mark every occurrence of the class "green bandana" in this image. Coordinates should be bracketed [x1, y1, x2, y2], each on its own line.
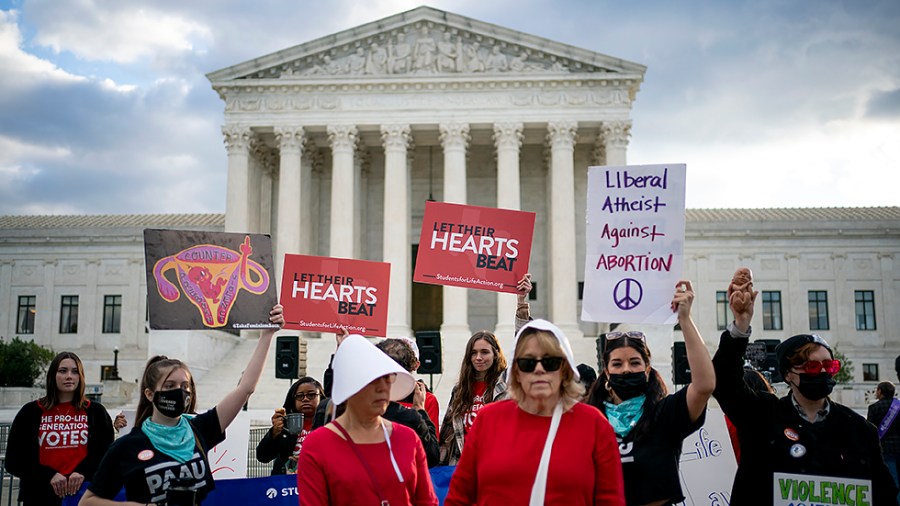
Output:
[142, 415, 196, 463]
[604, 394, 646, 437]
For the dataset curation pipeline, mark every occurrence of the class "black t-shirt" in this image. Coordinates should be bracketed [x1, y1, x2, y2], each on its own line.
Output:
[613, 388, 704, 505]
[88, 408, 225, 504]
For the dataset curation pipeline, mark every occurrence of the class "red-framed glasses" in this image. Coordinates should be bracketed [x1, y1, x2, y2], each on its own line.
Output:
[796, 359, 841, 375]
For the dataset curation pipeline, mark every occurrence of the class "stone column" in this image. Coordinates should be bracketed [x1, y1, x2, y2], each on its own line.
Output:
[493, 122, 524, 339]
[439, 123, 472, 340]
[257, 148, 276, 235]
[786, 254, 804, 332]
[126, 257, 143, 349]
[42, 260, 57, 348]
[223, 125, 254, 233]
[0, 261, 11, 333]
[381, 124, 412, 337]
[831, 254, 848, 340]
[82, 259, 100, 349]
[547, 121, 583, 339]
[274, 127, 305, 293]
[878, 253, 895, 345]
[328, 125, 359, 259]
[602, 121, 631, 167]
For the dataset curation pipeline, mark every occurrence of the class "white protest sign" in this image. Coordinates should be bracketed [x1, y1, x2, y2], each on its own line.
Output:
[208, 410, 250, 479]
[676, 407, 737, 506]
[582, 164, 686, 324]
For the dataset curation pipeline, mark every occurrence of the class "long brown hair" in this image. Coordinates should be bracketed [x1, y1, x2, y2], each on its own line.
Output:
[447, 331, 507, 421]
[40, 351, 88, 410]
[135, 355, 197, 427]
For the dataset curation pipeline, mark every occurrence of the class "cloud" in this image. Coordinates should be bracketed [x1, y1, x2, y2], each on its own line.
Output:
[866, 88, 900, 119]
[24, 0, 212, 64]
[0, 9, 85, 90]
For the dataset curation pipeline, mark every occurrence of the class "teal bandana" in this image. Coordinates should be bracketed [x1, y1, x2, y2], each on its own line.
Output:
[142, 415, 196, 463]
[604, 395, 646, 437]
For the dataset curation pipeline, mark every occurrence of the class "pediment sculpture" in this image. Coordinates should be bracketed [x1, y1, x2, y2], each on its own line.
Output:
[249, 25, 609, 80]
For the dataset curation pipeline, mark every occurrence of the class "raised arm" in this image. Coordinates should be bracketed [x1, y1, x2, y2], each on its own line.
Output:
[217, 304, 284, 430]
[673, 281, 715, 422]
[514, 273, 532, 334]
[712, 268, 761, 424]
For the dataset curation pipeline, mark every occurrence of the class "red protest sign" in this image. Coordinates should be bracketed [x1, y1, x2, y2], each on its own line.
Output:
[413, 201, 535, 293]
[280, 254, 390, 336]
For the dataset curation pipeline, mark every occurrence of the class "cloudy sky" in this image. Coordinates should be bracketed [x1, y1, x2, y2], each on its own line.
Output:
[0, 0, 897, 215]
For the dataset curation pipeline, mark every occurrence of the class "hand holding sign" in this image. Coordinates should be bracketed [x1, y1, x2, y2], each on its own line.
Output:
[670, 280, 694, 318]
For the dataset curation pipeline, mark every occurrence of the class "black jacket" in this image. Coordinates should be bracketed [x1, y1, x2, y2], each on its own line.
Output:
[255, 426, 298, 475]
[868, 397, 900, 458]
[5, 399, 114, 505]
[713, 330, 899, 506]
[383, 401, 440, 468]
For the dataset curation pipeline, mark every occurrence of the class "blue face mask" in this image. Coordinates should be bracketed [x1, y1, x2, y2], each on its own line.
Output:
[604, 394, 646, 437]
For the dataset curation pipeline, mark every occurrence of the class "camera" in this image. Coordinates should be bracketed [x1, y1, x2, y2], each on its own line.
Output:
[161, 478, 198, 506]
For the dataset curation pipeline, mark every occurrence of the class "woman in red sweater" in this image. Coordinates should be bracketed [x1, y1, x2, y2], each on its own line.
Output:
[297, 334, 438, 506]
[445, 319, 625, 506]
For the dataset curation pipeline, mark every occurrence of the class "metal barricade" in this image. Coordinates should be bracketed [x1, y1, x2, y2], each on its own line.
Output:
[0, 422, 20, 505]
[246, 426, 272, 478]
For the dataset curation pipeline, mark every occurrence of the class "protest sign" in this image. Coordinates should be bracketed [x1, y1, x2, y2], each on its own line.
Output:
[414, 201, 535, 293]
[581, 164, 686, 324]
[280, 254, 390, 336]
[772, 473, 872, 506]
[144, 229, 278, 330]
[676, 408, 738, 506]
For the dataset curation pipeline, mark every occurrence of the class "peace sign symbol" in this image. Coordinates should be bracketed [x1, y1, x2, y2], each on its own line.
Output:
[613, 278, 643, 311]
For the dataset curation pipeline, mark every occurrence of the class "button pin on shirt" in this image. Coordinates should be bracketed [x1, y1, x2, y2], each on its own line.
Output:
[790, 443, 806, 458]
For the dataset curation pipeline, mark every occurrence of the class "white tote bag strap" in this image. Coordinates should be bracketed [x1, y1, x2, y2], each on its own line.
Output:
[529, 401, 564, 506]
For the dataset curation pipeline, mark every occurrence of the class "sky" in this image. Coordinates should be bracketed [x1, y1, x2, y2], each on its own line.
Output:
[0, 0, 897, 216]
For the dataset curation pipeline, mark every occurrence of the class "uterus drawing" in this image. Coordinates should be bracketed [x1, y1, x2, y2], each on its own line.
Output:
[153, 236, 269, 327]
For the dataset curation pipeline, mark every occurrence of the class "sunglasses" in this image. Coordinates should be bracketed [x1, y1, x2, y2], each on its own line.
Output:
[606, 331, 647, 342]
[795, 359, 841, 375]
[516, 356, 565, 373]
[294, 392, 321, 401]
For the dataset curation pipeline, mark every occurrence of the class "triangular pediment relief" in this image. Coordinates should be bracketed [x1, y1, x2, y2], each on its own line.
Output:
[208, 6, 645, 83]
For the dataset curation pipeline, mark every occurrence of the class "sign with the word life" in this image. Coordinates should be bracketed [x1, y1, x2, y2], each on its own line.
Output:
[414, 201, 535, 294]
[280, 254, 390, 336]
[581, 164, 686, 324]
[676, 408, 738, 506]
[773, 473, 872, 506]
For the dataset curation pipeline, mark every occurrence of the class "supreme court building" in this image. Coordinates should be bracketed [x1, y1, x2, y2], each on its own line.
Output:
[1, 7, 898, 410]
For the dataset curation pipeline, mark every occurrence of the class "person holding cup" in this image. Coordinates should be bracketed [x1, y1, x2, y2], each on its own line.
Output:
[256, 377, 325, 475]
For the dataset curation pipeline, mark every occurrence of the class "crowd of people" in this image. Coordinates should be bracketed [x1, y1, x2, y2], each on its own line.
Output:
[4, 269, 899, 506]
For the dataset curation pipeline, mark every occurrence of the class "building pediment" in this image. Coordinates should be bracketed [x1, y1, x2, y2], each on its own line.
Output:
[207, 6, 646, 83]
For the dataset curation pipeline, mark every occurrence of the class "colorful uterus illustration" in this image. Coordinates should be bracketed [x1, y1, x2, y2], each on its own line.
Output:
[153, 236, 269, 327]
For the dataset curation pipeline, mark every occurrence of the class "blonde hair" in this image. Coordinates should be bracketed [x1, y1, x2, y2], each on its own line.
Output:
[507, 330, 584, 408]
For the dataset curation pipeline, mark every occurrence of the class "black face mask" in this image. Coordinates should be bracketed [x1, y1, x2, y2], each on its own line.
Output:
[153, 388, 191, 418]
[795, 373, 835, 401]
[607, 372, 648, 400]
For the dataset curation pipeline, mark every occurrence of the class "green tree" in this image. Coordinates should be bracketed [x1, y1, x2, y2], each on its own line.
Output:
[0, 337, 55, 387]
[832, 346, 854, 384]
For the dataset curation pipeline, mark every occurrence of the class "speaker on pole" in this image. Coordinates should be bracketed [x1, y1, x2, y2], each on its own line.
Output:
[275, 336, 299, 379]
[416, 331, 443, 375]
[672, 341, 691, 385]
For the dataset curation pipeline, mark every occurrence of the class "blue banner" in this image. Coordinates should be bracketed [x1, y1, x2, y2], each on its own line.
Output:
[65, 467, 456, 505]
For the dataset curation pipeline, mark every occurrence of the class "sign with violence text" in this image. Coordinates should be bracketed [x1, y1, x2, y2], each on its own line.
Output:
[773, 473, 872, 506]
[144, 229, 279, 331]
[581, 164, 686, 324]
[414, 201, 535, 293]
[280, 254, 390, 336]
